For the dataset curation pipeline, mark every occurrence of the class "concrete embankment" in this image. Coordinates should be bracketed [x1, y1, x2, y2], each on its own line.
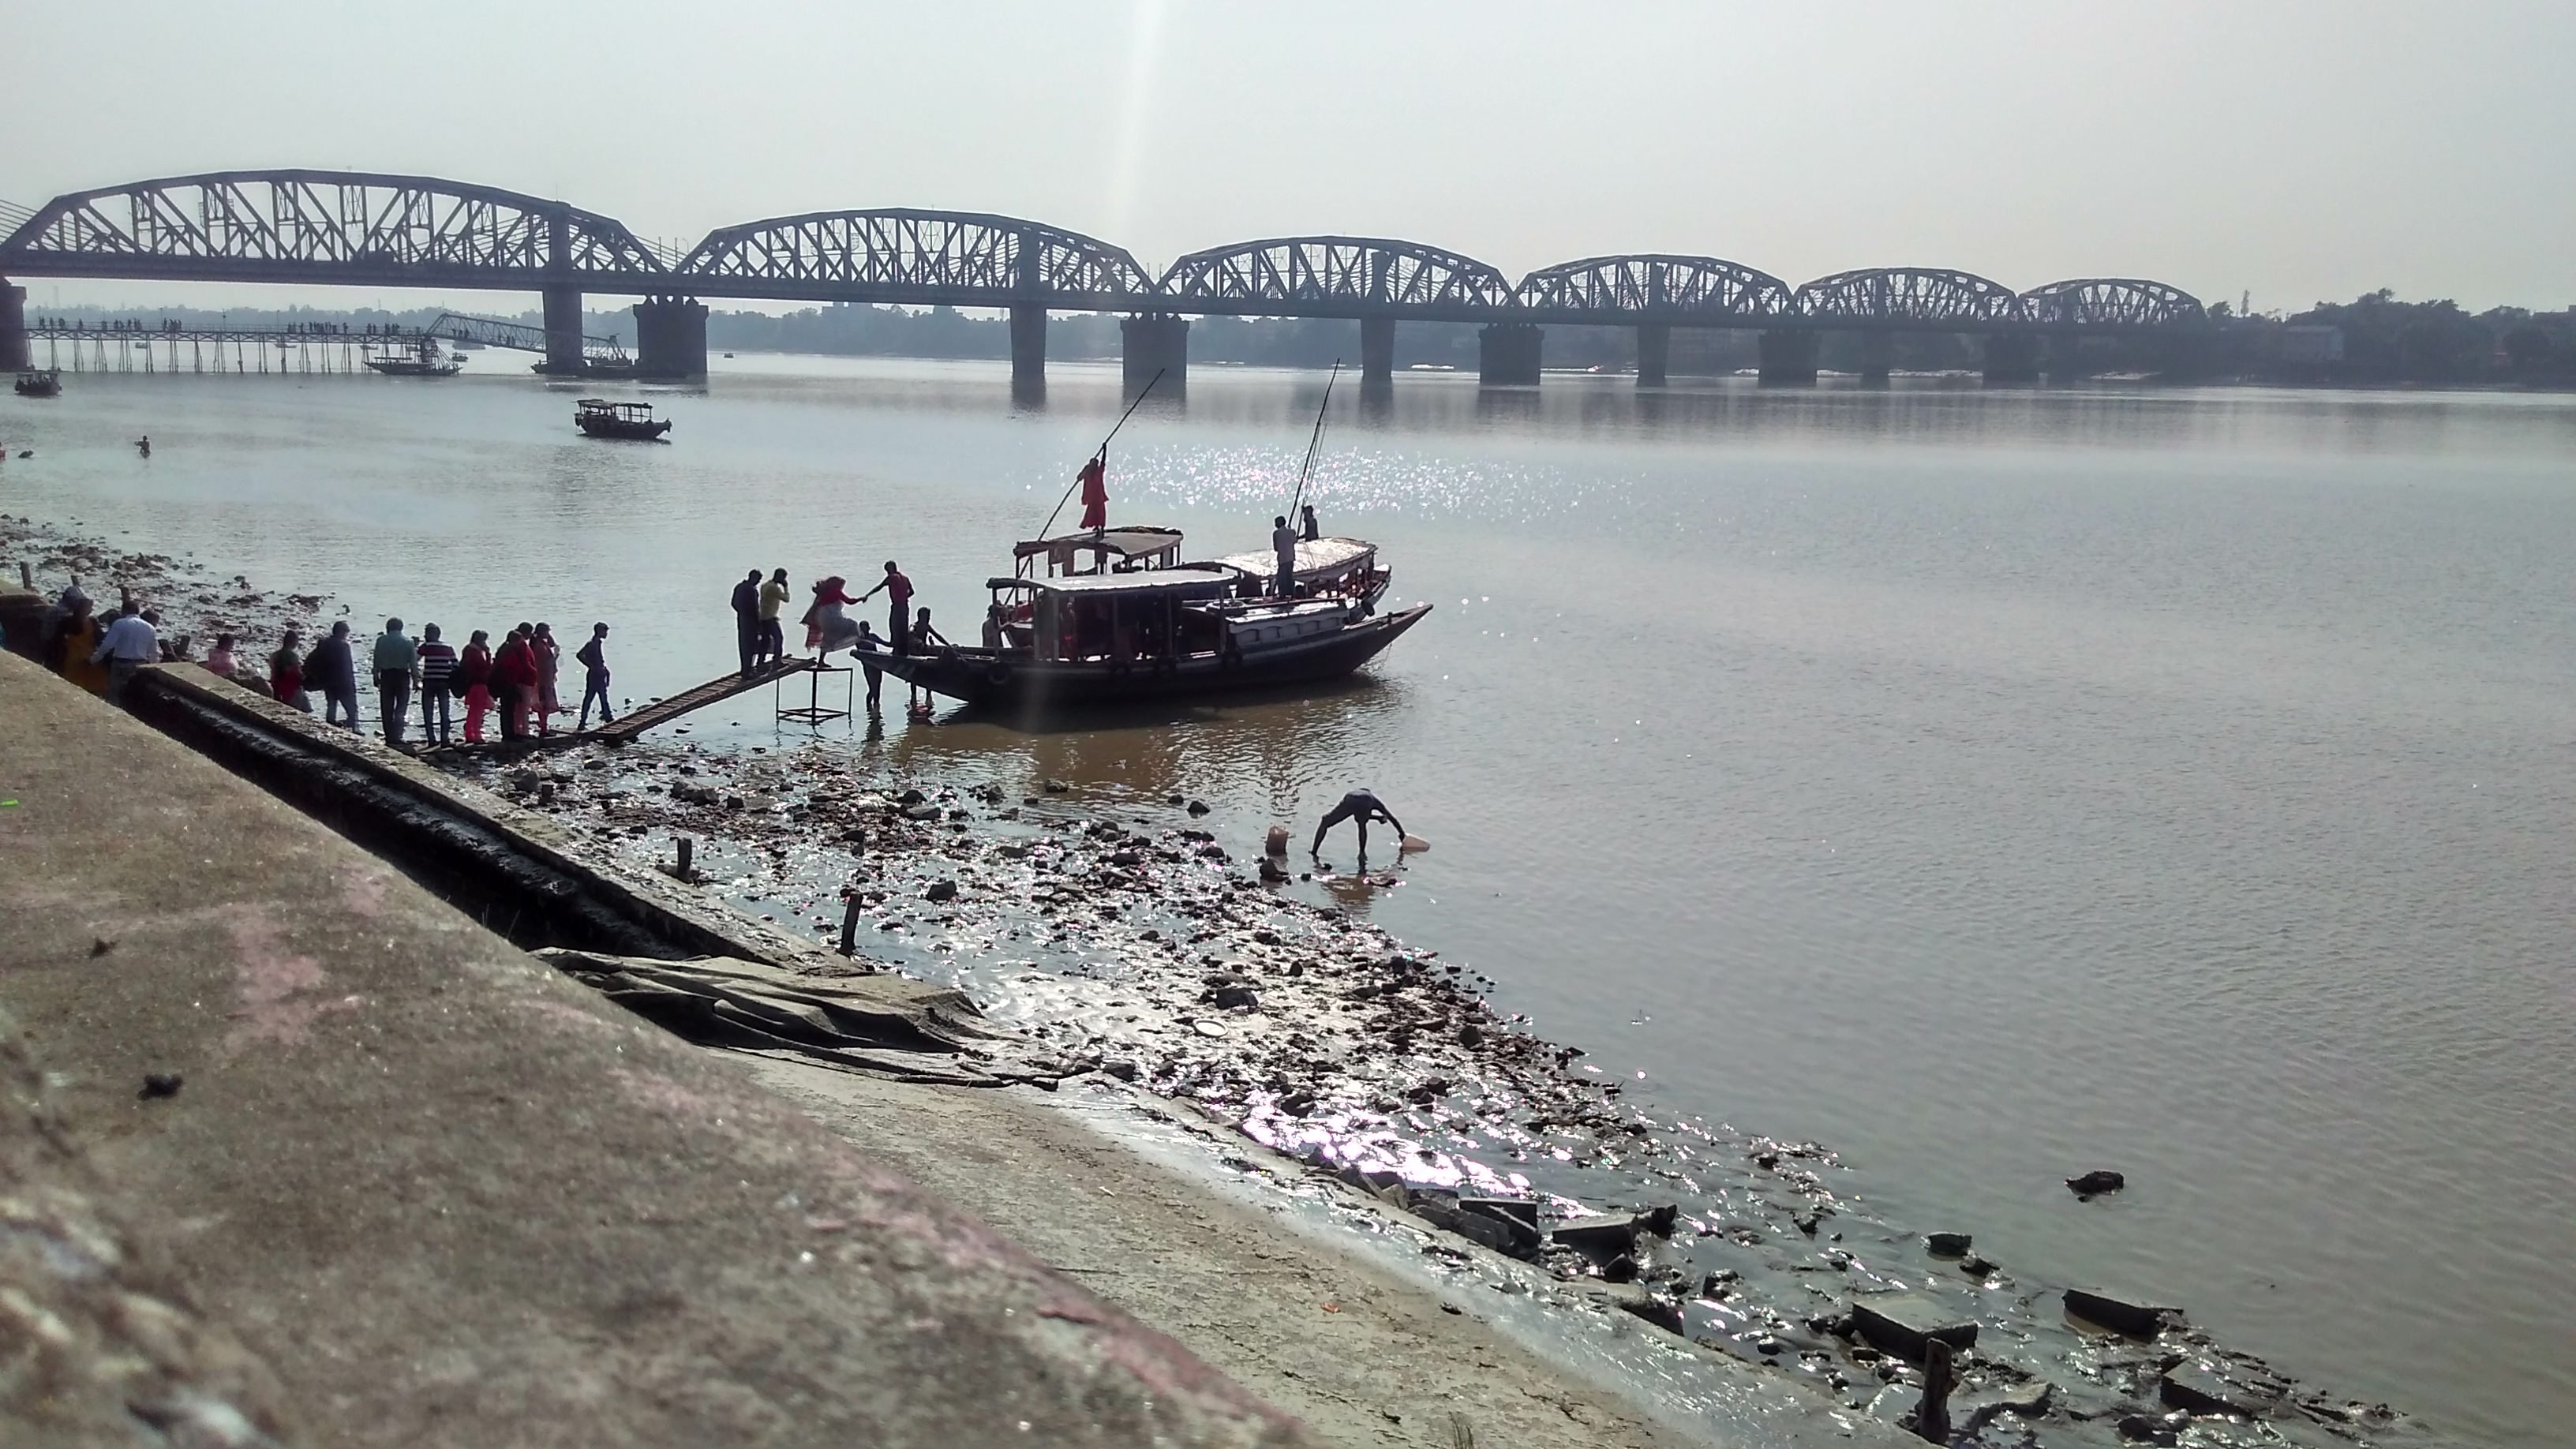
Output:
[0, 650, 1305, 1447]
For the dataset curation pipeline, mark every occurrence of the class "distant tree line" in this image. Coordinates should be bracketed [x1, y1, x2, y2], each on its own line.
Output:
[31, 291, 2576, 385]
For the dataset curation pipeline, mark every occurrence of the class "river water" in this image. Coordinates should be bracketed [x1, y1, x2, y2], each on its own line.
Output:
[5, 355, 2569, 1445]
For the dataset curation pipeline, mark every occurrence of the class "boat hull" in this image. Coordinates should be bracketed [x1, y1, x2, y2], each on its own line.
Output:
[575, 418, 672, 440]
[870, 603, 1430, 714]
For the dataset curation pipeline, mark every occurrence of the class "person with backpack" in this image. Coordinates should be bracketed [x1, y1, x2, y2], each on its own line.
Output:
[575, 622, 615, 729]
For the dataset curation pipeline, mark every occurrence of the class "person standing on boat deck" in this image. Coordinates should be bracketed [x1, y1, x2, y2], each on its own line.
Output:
[758, 567, 791, 668]
[1311, 788, 1405, 863]
[1272, 515, 1300, 598]
[1077, 449, 1109, 535]
[415, 623, 457, 744]
[575, 622, 615, 728]
[372, 617, 417, 745]
[730, 568, 762, 676]
[981, 602, 1007, 651]
[861, 560, 914, 655]
[308, 621, 359, 729]
[1300, 504, 1320, 542]
[853, 621, 885, 712]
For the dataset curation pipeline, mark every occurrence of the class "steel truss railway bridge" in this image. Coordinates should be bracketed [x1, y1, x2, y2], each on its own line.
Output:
[0, 170, 2210, 390]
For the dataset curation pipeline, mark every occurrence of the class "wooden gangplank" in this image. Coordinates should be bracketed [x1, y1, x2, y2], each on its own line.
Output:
[586, 658, 818, 743]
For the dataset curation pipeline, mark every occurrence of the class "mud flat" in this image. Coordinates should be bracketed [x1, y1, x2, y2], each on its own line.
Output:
[459, 736, 2419, 1449]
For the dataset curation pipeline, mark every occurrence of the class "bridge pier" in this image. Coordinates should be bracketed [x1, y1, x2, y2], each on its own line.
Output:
[1858, 329, 1894, 384]
[1121, 313, 1187, 396]
[1982, 333, 2041, 385]
[1009, 303, 1047, 394]
[1360, 316, 1395, 389]
[1477, 323, 1541, 387]
[1635, 324, 1669, 388]
[541, 285, 585, 375]
[1757, 329, 1817, 384]
[633, 297, 708, 379]
[2042, 332, 2087, 384]
[0, 279, 24, 372]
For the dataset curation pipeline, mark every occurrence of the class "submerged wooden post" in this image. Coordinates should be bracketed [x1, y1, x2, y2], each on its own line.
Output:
[675, 836, 693, 881]
[1913, 1336, 1955, 1443]
[839, 891, 863, 957]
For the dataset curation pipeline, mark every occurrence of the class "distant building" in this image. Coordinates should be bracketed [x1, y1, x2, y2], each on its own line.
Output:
[2279, 326, 2344, 364]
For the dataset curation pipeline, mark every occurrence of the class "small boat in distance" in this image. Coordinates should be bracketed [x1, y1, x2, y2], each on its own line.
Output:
[13, 369, 62, 398]
[574, 398, 672, 440]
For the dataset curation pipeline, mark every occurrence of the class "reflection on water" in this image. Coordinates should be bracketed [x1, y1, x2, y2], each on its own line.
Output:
[9, 358, 2575, 1446]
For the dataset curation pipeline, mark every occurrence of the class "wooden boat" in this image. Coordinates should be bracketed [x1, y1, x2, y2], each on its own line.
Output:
[867, 525, 1425, 713]
[574, 398, 671, 440]
[13, 369, 62, 398]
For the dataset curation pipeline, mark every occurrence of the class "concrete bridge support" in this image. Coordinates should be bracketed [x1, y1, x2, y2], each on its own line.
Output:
[1983, 333, 2042, 385]
[633, 297, 708, 379]
[0, 279, 25, 372]
[1360, 316, 1395, 389]
[1009, 303, 1047, 393]
[541, 284, 585, 375]
[1635, 324, 1670, 388]
[1121, 313, 1187, 396]
[1477, 323, 1541, 386]
[1858, 329, 1894, 384]
[1757, 329, 1818, 384]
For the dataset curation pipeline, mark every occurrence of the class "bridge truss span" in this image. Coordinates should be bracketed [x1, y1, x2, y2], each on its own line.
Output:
[2020, 277, 2205, 330]
[1515, 254, 1795, 324]
[1795, 267, 2027, 330]
[0, 170, 668, 290]
[675, 209, 1156, 308]
[1157, 237, 1517, 321]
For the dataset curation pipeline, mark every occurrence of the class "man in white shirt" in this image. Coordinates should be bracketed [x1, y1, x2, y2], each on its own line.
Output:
[92, 608, 161, 703]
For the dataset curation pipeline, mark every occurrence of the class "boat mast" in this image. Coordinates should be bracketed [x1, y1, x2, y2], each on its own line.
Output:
[1287, 360, 1341, 523]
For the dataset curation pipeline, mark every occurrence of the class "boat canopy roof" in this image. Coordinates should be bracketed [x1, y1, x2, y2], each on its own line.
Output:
[987, 564, 1235, 597]
[575, 397, 653, 414]
[1013, 526, 1185, 571]
[1207, 536, 1377, 581]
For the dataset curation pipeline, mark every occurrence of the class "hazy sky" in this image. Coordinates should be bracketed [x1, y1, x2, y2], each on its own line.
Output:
[8, 1, 2573, 312]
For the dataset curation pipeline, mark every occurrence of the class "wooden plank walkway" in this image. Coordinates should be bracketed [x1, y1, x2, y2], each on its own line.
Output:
[586, 658, 818, 743]
[416, 659, 818, 759]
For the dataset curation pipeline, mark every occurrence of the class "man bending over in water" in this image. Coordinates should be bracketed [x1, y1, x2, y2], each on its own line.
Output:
[1312, 788, 1404, 862]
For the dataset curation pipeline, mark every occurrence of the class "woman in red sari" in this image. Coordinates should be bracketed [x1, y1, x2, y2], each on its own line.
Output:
[801, 575, 863, 656]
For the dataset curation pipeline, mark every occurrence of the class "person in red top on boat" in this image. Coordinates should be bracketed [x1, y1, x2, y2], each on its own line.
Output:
[860, 560, 915, 656]
[1076, 449, 1108, 535]
[492, 623, 541, 742]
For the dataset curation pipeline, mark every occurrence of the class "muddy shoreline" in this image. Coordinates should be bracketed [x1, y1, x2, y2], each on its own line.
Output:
[455, 730, 2412, 1449]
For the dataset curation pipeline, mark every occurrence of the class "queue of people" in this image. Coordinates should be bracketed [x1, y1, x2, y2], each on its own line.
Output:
[46, 603, 626, 752]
